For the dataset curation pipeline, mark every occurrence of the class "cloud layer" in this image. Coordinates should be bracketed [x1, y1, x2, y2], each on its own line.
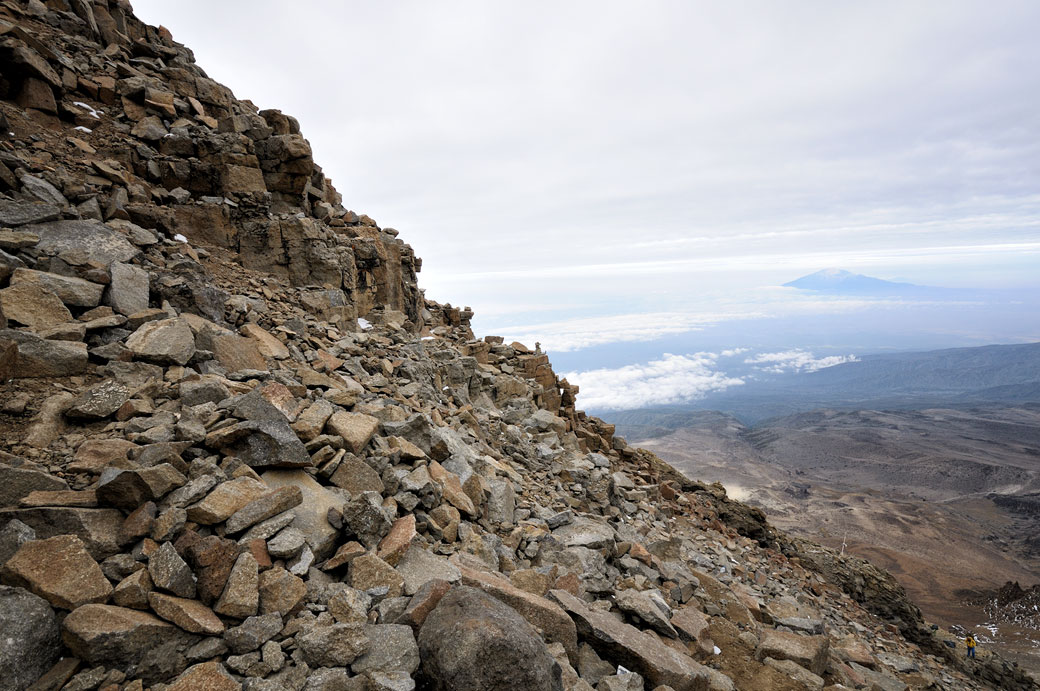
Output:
[744, 350, 858, 374]
[564, 353, 744, 411]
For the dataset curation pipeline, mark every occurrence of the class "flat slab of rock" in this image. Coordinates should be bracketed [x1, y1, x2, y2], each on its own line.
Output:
[261, 470, 339, 559]
[224, 485, 303, 534]
[165, 661, 241, 691]
[756, 629, 829, 676]
[551, 518, 616, 550]
[106, 262, 150, 316]
[11, 268, 104, 308]
[30, 220, 139, 267]
[66, 381, 131, 420]
[0, 464, 68, 510]
[149, 591, 225, 635]
[0, 329, 88, 377]
[187, 477, 268, 525]
[0, 507, 124, 559]
[297, 623, 370, 667]
[2, 534, 113, 609]
[0, 200, 60, 226]
[549, 589, 709, 691]
[0, 282, 73, 328]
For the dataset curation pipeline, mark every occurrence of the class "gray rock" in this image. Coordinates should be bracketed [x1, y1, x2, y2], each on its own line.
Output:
[126, 318, 196, 365]
[552, 518, 616, 550]
[30, 220, 139, 266]
[0, 585, 61, 690]
[225, 485, 304, 534]
[614, 589, 678, 639]
[351, 623, 420, 676]
[96, 464, 187, 510]
[149, 541, 197, 599]
[0, 519, 35, 567]
[20, 175, 67, 207]
[106, 262, 151, 316]
[0, 507, 124, 560]
[215, 419, 312, 469]
[0, 329, 87, 377]
[342, 491, 392, 549]
[418, 585, 563, 691]
[0, 200, 60, 226]
[396, 545, 461, 596]
[66, 380, 130, 420]
[549, 589, 709, 691]
[224, 612, 283, 654]
[267, 526, 306, 559]
[0, 465, 68, 511]
[296, 623, 369, 667]
[180, 378, 231, 407]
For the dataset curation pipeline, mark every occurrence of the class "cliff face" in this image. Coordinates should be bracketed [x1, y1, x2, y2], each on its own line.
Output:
[0, 2, 1035, 691]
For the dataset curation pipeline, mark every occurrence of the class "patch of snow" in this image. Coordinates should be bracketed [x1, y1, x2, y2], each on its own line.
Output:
[72, 101, 101, 119]
[420, 336, 436, 341]
[713, 645, 722, 655]
[357, 318, 372, 330]
[173, 234, 188, 243]
[74, 126, 92, 134]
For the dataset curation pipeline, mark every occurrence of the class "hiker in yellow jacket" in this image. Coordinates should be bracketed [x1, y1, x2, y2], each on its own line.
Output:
[965, 633, 977, 658]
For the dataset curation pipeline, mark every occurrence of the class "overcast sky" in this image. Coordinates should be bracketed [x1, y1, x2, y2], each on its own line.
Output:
[134, 1, 1040, 405]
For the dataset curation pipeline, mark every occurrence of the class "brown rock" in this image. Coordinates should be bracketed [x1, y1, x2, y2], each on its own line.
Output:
[69, 439, 138, 474]
[755, 629, 829, 676]
[377, 514, 417, 566]
[214, 552, 258, 619]
[329, 454, 385, 495]
[348, 554, 404, 598]
[186, 477, 268, 525]
[397, 578, 451, 631]
[224, 485, 302, 534]
[183, 535, 240, 606]
[211, 334, 267, 372]
[321, 541, 365, 571]
[325, 411, 379, 454]
[10, 268, 104, 308]
[0, 282, 72, 328]
[549, 589, 709, 691]
[62, 604, 179, 666]
[239, 323, 289, 359]
[458, 563, 578, 664]
[258, 567, 305, 615]
[429, 461, 477, 517]
[165, 661, 241, 691]
[0, 337, 14, 381]
[112, 569, 153, 610]
[2, 535, 112, 609]
[149, 591, 224, 635]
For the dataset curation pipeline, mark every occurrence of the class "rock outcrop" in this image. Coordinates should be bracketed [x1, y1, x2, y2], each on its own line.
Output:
[0, 2, 1035, 691]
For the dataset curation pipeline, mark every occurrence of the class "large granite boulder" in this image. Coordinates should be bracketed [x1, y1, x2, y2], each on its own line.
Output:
[418, 585, 563, 691]
[0, 585, 61, 690]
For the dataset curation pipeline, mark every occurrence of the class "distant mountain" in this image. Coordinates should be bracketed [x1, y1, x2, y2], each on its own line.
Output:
[783, 269, 927, 294]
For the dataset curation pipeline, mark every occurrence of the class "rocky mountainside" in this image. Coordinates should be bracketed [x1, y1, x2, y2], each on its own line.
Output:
[0, 2, 1035, 690]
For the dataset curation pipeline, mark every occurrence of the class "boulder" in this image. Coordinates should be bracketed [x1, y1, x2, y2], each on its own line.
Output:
[62, 604, 181, 665]
[330, 454, 386, 495]
[548, 589, 709, 691]
[0, 585, 61, 690]
[214, 552, 259, 618]
[326, 411, 380, 454]
[106, 262, 151, 315]
[30, 220, 139, 267]
[755, 629, 829, 676]
[126, 318, 196, 365]
[149, 591, 224, 635]
[208, 419, 311, 469]
[187, 477, 269, 524]
[96, 464, 186, 510]
[296, 623, 369, 667]
[0, 465, 68, 510]
[418, 585, 564, 691]
[0, 200, 60, 226]
[261, 469, 340, 559]
[0, 330, 87, 377]
[0, 282, 73, 328]
[1, 535, 112, 609]
[397, 545, 461, 596]
[342, 491, 392, 549]
[149, 541, 197, 599]
[0, 507, 124, 559]
[351, 623, 420, 677]
[258, 567, 305, 615]
[457, 563, 577, 664]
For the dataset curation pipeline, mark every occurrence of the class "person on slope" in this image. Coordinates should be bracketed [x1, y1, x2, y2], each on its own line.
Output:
[965, 633, 977, 659]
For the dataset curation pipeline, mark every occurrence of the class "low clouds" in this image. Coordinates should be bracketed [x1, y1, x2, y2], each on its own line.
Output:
[565, 347, 857, 410]
[744, 350, 858, 373]
[564, 353, 744, 411]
